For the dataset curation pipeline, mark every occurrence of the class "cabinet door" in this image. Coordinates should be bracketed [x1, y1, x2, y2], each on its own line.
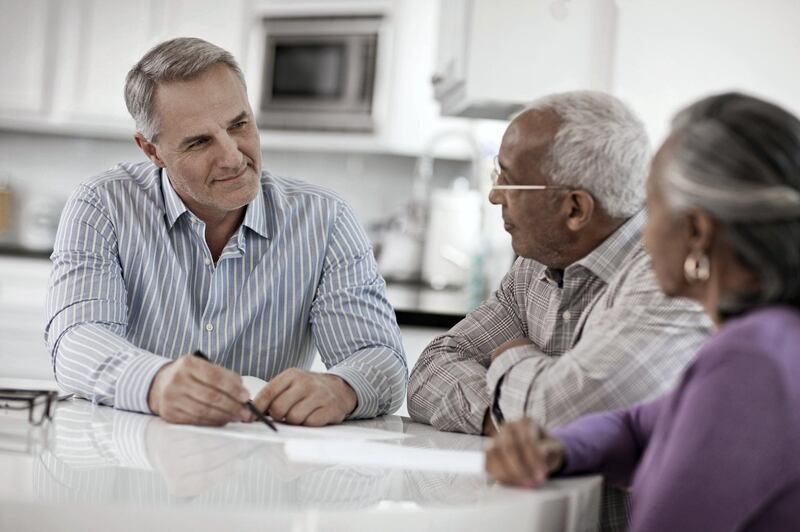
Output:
[431, 0, 472, 100]
[161, 0, 247, 63]
[434, 0, 616, 119]
[53, 0, 158, 126]
[53, 0, 247, 129]
[0, 0, 53, 115]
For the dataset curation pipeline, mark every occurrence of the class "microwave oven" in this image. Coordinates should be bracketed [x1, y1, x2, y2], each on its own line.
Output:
[258, 16, 383, 132]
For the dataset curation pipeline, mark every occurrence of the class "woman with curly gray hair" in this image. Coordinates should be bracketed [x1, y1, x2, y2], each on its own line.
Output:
[485, 92, 800, 531]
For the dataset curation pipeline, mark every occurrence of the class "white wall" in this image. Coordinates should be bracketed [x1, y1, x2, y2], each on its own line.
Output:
[614, 0, 800, 146]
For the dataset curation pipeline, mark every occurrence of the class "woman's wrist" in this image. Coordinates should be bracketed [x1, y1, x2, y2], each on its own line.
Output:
[542, 436, 566, 475]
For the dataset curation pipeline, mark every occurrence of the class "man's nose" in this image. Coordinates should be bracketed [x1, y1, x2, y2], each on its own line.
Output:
[488, 187, 504, 205]
[216, 133, 243, 169]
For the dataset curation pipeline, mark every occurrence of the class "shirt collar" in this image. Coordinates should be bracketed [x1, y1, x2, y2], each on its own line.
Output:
[241, 181, 270, 240]
[161, 169, 188, 229]
[160, 169, 270, 240]
[567, 209, 646, 284]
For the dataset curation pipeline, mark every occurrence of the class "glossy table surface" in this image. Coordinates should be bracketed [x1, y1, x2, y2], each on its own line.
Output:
[0, 399, 600, 532]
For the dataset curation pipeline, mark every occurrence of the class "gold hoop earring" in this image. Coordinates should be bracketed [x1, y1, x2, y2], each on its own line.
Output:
[683, 253, 710, 283]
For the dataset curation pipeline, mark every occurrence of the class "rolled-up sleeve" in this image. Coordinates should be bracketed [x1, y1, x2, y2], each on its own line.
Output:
[45, 185, 170, 413]
[311, 202, 407, 419]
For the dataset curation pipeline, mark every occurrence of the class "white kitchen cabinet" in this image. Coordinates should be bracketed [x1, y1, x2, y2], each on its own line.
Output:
[51, 0, 160, 127]
[0, 257, 54, 381]
[433, 0, 617, 119]
[0, 0, 482, 159]
[0, 0, 248, 137]
[0, 0, 54, 116]
[431, 0, 471, 102]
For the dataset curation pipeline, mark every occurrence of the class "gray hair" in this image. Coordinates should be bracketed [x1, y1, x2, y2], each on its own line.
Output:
[530, 90, 651, 218]
[663, 92, 800, 314]
[124, 37, 246, 141]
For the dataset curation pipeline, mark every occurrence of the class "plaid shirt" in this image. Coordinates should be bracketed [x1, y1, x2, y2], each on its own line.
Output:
[407, 211, 712, 530]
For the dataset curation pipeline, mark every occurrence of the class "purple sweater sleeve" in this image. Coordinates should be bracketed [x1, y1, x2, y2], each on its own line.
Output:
[551, 393, 668, 488]
[554, 336, 795, 532]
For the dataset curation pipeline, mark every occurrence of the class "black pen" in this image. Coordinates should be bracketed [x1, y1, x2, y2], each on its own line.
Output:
[192, 350, 278, 432]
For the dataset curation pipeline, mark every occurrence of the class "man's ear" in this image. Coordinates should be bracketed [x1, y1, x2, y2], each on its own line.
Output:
[134, 133, 165, 168]
[564, 190, 595, 232]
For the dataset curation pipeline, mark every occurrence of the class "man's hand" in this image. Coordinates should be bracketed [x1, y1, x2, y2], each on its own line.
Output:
[252, 369, 357, 426]
[147, 354, 251, 426]
[490, 337, 533, 363]
[484, 418, 565, 488]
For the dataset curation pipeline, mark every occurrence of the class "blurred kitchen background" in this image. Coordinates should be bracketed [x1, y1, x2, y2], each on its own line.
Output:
[1, 0, 799, 409]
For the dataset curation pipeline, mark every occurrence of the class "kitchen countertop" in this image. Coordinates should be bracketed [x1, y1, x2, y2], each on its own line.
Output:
[0, 241, 51, 260]
[0, 243, 468, 328]
[0, 398, 601, 532]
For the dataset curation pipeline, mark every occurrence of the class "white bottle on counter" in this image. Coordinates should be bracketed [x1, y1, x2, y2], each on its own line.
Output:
[421, 177, 482, 290]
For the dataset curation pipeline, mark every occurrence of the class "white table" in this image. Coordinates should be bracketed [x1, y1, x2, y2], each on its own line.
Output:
[0, 399, 601, 532]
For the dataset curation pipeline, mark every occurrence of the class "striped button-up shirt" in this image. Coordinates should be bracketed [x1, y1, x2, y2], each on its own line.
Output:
[45, 161, 407, 419]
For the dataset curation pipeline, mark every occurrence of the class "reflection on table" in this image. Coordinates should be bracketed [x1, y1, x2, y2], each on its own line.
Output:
[1, 399, 601, 532]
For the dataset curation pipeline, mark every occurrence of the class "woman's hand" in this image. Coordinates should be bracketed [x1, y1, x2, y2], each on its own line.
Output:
[485, 418, 566, 488]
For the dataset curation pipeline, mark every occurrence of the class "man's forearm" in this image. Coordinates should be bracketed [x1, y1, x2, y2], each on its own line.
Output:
[407, 344, 491, 434]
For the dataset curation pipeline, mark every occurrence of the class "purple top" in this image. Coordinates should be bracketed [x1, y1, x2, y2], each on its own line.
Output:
[553, 305, 800, 532]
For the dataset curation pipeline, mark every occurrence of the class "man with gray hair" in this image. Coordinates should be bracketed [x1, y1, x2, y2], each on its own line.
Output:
[45, 37, 407, 427]
[407, 91, 711, 530]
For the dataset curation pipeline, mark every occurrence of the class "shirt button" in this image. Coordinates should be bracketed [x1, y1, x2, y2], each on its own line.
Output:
[204, 258, 211, 266]
[562, 311, 572, 321]
[205, 323, 214, 332]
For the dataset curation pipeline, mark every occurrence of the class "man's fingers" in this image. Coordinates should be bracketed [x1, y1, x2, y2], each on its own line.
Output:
[266, 381, 308, 421]
[283, 396, 327, 425]
[253, 370, 295, 413]
[150, 354, 252, 425]
[303, 405, 334, 427]
[252, 369, 355, 426]
[189, 356, 250, 404]
[161, 373, 247, 425]
[184, 380, 249, 423]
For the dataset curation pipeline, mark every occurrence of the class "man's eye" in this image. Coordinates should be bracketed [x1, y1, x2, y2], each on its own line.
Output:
[188, 139, 208, 149]
[230, 121, 247, 130]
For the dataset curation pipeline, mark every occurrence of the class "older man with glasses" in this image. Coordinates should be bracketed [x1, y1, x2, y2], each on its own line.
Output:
[407, 91, 711, 531]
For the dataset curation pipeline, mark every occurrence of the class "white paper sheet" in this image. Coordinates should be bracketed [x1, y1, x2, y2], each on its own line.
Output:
[284, 439, 485, 474]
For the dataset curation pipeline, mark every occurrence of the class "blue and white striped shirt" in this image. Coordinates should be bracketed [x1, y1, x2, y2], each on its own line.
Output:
[45, 161, 407, 418]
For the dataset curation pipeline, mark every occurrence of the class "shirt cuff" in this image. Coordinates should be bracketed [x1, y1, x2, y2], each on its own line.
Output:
[326, 364, 385, 420]
[114, 351, 173, 414]
[486, 344, 542, 416]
